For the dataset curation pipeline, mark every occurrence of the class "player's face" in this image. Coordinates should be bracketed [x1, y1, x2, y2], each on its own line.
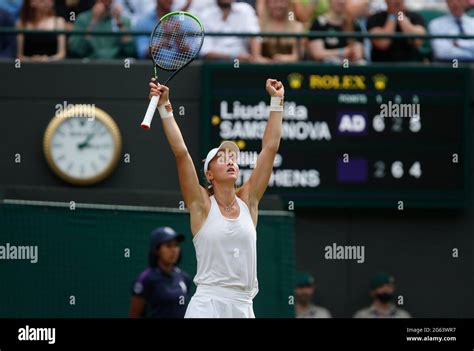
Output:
[158, 240, 181, 265]
[447, 0, 468, 17]
[208, 149, 239, 184]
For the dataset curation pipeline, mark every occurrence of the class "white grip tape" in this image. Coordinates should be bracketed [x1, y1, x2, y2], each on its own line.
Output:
[141, 95, 159, 130]
[270, 96, 284, 112]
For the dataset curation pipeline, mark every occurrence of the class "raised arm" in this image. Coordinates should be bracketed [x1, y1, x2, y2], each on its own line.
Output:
[241, 79, 284, 206]
[149, 81, 209, 233]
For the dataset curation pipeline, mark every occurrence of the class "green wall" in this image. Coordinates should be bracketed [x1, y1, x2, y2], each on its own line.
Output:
[0, 203, 294, 318]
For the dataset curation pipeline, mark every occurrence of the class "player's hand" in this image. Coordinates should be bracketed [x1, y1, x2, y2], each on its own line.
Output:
[149, 79, 170, 105]
[266, 79, 284, 98]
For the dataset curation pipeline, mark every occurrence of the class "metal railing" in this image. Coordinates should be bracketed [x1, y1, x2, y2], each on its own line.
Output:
[1, 28, 474, 40]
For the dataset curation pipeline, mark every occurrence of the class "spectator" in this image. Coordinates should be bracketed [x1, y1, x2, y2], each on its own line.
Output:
[347, 0, 372, 60]
[54, 0, 94, 29]
[172, 0, 216, 18]
[68, 0, 135, 59]
[370, 0, 388, 13]
[173, 0, 259, 17]
[0, 0, 23, 21]
[117, 0, 158, 27]
[367, 0, 426, 62]
[134, 0, 172, 60]
[260, 0, 304, 62]
[293, 0, 329, 28]
[0, 8, 16, 58]
[308, 0, 364, 63]
[17, 0, 66, 61]
[354, 272, 411, 318]
[406, 0, 448, 11]
[429, 0, 474, 62]
[294, 272, 332, 318]
[129, 227, 191, 318]
[199, 0, 269, 62]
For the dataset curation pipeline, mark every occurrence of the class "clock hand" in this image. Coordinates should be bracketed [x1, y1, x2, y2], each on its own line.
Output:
[77, 132, 96, 150]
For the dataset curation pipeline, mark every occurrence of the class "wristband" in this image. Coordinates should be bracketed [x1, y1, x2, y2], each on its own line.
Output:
[387, 14, 397, 21]
[270, 96, 284, 112]
[158, 100, 173, 119]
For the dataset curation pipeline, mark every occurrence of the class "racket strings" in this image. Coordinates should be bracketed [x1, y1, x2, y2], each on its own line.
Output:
[150, 15, 203, 71]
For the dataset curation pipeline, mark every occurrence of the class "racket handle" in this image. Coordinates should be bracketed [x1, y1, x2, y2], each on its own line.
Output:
[141, 95, 159, 130]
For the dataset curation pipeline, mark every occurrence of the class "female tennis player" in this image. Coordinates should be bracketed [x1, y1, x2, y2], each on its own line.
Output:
[148, 77, 284, 318]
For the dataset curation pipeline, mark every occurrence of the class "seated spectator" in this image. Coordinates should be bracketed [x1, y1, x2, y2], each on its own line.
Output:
[370, 0, 388, 13]
[199, 0, 268, 63]
[354, 272, 411, 318]
[68, 0, 135, 59]
[367, 0, 426, 62]
[294, 272, 332, 318]
[260, 0, 304, 62]
[54, 0, 94, 29]
[429, 0, 474, 62]
[134, 0, 172, 60]
[308, 0, 364, 64]
[0, 8, 16, 58]
[347, 0, 372, 60]
[172, 0, 212, 19]
[17, 0, 66, 61]
[117, 0, 158, 27]
[406, 0, 448, 11]
[0, 0, 23, 21]
[293, 0, 329, 28]
[173, 0, 259, 18]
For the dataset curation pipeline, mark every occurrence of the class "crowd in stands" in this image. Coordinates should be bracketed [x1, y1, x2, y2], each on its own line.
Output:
[0, 0, 473, 62]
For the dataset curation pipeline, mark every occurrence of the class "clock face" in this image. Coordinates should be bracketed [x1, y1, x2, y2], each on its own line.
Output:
[43, 106, 122, 185]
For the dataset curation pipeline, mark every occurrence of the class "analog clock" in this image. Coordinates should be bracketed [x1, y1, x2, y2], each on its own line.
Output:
[43, 105, 122, 186]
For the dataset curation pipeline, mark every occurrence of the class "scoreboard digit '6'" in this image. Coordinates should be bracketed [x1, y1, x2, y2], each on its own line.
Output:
[202, 63, 471, 208]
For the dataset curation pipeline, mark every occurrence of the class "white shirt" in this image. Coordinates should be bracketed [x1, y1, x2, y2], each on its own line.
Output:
[172, 0, 216, 19]
[369, 0, 447, 14]
[429, 14, 474, 61]
[405, 0, 447, 11]
[199, 2, 260, 57]
[193, 195, 258, 296]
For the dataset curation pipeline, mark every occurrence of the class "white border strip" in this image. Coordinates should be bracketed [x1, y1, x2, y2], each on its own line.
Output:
[1, 199, 293, 217]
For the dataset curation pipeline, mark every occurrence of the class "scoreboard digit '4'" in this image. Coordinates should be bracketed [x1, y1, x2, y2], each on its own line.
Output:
[202, 63, 471, 208]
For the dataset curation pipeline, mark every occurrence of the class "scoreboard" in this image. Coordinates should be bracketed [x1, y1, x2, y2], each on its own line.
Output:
[201, 63, 471, 208]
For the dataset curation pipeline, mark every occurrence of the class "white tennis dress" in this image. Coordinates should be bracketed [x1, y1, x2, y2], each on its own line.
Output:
[184, 195, 258, 318]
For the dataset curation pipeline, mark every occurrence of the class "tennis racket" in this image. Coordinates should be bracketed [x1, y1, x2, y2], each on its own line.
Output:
[141, 11, 205, 130]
